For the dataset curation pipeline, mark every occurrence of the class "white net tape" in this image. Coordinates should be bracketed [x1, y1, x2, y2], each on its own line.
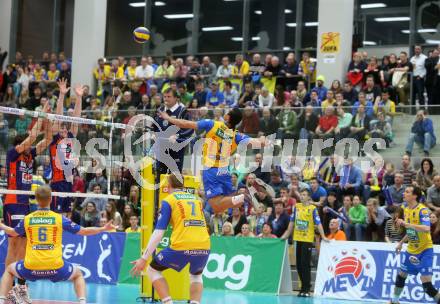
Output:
[0, 189, 120, 200]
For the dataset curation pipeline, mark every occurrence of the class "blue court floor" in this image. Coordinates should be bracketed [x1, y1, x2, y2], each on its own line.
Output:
[28, 281, 381, 304]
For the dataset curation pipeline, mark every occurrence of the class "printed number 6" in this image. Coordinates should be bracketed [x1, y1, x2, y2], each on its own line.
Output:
[38, 227, 47, 242]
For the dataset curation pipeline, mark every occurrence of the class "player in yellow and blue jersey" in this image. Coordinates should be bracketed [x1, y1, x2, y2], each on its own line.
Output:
[0, 186, 115, 304]
[390, 185, 440, 304]
[159, 108, 266, 213]
[131, 174, 210, 304]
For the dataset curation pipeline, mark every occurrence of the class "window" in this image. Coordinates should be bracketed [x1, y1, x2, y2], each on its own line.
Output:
[58, 0, 75, 57]
[199, 0, 243, 53]
[301, 0, 318, 50]
[283, 0, 297, 52]
[415, 0, 440, 46]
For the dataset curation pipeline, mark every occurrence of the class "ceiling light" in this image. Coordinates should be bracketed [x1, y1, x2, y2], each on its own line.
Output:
[129, 2, 145, 7]
[361, 3, 386, 9]
[375, 17, 410, 22]
[401, 28, 437, 34]
[285, 9, 292, 13]
[426, 39, 440, 44]
[155, 1, 166, 6]
[286, 23, 297, 27]
[231, 36, 261, 42]
[363, 41, 377, 46]
[164, 14, 193, 19]
[202, 26, 234, 32]
[254, 10, 262, 15]
[305, 22, 318, 27]
[283, 47, 292, 51]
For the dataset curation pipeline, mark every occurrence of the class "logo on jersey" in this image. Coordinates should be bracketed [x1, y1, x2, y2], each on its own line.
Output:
[29, 217, 55, 225]
[320, 248, 376, 298]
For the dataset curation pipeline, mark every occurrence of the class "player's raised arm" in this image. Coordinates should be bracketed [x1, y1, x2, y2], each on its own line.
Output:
[52, 78, 70, 135]
[71, 84, 84, 137]
[158, 111, 198, 130]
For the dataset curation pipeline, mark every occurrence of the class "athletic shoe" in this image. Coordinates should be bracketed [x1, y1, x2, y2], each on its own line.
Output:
[14, 285, 32, 304]
[388, 301, 399, 304]
[303, 292, 311, 297]
[297, 291, 304, 297]
[5, 289, 18, 304]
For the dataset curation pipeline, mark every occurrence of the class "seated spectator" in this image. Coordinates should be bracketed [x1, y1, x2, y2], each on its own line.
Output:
[298, 52, 316, 87]
[258, 222, 277, 238]
[272, 187, 295, 215]
[369, 111, 393, 147]
[227, 207, 248, 235]
[229, 154, 247, 184]
[205, 82, 224, 107]
[313, 75, 328, 101]
[125, 215, 140, 233]
[339, 195, 352, 237]
[326, 218, 347, 241]
[122, 203, 136, 230]
[254, 187, 274, 215]
[236, 223, 255, 238]
[282, 53, 299, 91]
[383, 162, 396, 187]
[14, 114, 31, 136]
[102, 201, 123, 231]
[124, 57, 138, 82]
[210, 211, 228, 236]
[231, 172, 245, 191]
[334, 105, 353, 142]
[426, 175, 440, 211]
[238, 82, 255, 107]
[384, 173, 406, 207]
[415, 158, 437, 192]
[259, 107, 279, 136]
[288, 174, 309, 200]
[200, 56, 217, 87]
[347, 52, 366, 89]
[399, 154, 416, 186]
[338, 157, 363, 198]
[268, 202, 290, 238]
[279, 155, 301, 181]
[247, 203, 267, 235]
[258, 87, 274, 108]
[298, 105, 319, 140]
[177, 83, 193, 106]
[405, 110, 436, 157]
[301, 157, 316, 183]
[81, 184, 108, 212]
[80, 201, 101, 227]
[221, 222, 234, 236]
[349, 103, 370, 144]
[315, 106, 337, 140]
[352, 91, 374, 118]
[269, 170, 288, 197]
[373, 89, 396, 124]
[364, 157, 385, 200]
[251, 154, 270, 184]
[430, 210, 440, 244]
[321, 90, 336, 112]
[87, 169, 108, 193]
[276, 101, 297, 140]
[296, 81, 308, 103]
[318, 155, 340, 191]
[223, 80, 239, 108]
[154, 58, 174, 89]
[128, 185, 141, 215]
[322, 192, 340, 233]
[365, 198, 390, 241]
[231, 54, 250, 81]
[306, 90, 322, 116]
[239, 106, 259, 137]
[309, 177, 327, 207]
[363, 74, 381, 103]
[216, 56, 232, 80]
[342, 81, 358, 104]
[348, 195, 367, 241]
[0, 113, 9, 150]
[330, 79, 343, 95]
[384, 206, 405, 243]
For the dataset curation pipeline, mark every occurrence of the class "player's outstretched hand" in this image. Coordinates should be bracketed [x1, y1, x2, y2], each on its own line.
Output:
[130, 258, 147, 277]
[57, 78, 70, 95]
[102, 220, 116, 232]
[158, 111, 170, 121]
[74, 84, 85, 97]
[395, 242, 403, 254]
[321, 237, 330, 243]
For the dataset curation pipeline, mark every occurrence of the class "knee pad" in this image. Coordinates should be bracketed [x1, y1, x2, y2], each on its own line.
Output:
[395, 273, 406, 288]
[190, 273, 203, 284]
[423, 282, 438, 298]
[147, 266, 163, 283]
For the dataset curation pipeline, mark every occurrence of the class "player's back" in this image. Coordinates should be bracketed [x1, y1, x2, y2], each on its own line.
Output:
[404, 203, 433, 254]
[165, 191, 210, 251]
[22, 209, 64, 270]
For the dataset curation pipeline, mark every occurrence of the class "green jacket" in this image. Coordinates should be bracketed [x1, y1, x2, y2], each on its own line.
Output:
[349, 204, 367, 224]
[276, 110, 297, 133]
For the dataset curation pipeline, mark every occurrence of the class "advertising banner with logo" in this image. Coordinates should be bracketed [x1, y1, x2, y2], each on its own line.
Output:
[203, 236, 291, 294]
[315, 241, 440, 303]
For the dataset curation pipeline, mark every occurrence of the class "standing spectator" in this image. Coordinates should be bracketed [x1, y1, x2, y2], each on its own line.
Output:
[188, 58, 201, 91]
[154, 58, 174, 90]
[173, 58, 188, 85]
[348, 195, 367, 241]
[326, 219, 347, 241]
[384, 206, 405, 243]
[80, 201, 100, 227]
[124, 57, 138, 82]
[268, 202, 291, 238]
[257, 222, 277, 238]
[281, 189, 328, 297]
[425, 48, 439, 112]
[205, 82, 224, 107]
[227, 207, 248, 235]
[223, 80, 239, 108]
[0, 113, 9, 150]
[426, 175, 440, 212]
[249, 53, 265, 83]
[318, 155, 340, 191]
[125, 215, 140, 233]
[282, 53, 299, 91]
[200, 56, 217, 87]
[339, 195, 352, 238]
[322, 192, 340, 233]
[298, 52, 316, 87]
[410, 45, 427, 107]
[405, 110, 436, 157]
[216, 56, 232, 80]
[276, 102, 297, 140]
[415, 158, 437, 192]
[394, 51, 412, 108]
[58, 62, 71, 86]
[365, 198, 390, 241]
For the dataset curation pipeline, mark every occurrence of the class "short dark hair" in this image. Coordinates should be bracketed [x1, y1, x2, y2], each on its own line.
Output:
[300, 188, 311, 195]
[407, 185, 422, 201]
[168, 174, 184, 188]
[328, 191, 337, 197]
[227, 108, 243, 129]
[224, 80, 232, 88]
[13, 134, 27, 146]
[93, 183, 101, 190]
[163, 87, 178, 98]
[177, 83, 186, 90]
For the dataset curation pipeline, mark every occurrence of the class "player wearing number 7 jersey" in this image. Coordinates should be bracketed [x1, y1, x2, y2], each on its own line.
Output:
[131, 174, 210, 304]
[0, 186, 116, 304]
[158, 108, 266, 213]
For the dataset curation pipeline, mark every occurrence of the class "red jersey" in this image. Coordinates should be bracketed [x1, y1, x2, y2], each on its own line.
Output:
[49, 132, 74, 183]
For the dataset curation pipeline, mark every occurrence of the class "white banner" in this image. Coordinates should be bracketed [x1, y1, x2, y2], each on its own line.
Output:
[315, 241, 440, 303]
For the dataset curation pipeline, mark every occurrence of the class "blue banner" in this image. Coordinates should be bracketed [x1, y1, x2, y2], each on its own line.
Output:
[0, 232, 126, 285]
[316, 241, 440, 303]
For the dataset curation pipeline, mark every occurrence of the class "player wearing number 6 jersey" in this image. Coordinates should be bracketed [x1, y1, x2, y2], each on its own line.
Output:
[0, 186, 116, 304]
[158, 108, 266, 213]
[131, 174, 210, 304]
[389, 185, 440, 304]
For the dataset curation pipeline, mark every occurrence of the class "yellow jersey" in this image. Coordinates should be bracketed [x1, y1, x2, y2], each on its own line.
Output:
[125, 66, 137, 81]
[14, 209, 81, 270]
[292, 203, 321, 243]
[93, 65, 111, 81]
[47, 70, 60, 81]
[196, 120, 250, 168]
[403, 203, 432, 255]
[156, 191, 210, 251]
[125, 227, 140, 233]
[33, 69, 46, 81]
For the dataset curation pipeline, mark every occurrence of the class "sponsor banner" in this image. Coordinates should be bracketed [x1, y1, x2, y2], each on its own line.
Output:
[315, 241, 440, 303]
[203, 236, 290, 294]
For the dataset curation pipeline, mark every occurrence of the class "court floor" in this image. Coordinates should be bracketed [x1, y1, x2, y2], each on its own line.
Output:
[28, 281, 381, 304]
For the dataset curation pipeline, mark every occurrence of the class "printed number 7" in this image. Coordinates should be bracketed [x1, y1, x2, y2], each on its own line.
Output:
[187, 201, 196, 216]
[38, 227, 47, 242]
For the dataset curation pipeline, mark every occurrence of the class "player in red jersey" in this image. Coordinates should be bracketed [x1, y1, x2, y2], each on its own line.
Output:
[49, 79, 84, 216]
[4, 101, 51, 303]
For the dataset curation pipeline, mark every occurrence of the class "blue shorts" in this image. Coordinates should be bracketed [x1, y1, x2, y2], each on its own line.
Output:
[3, 204, 29, 228]
[151, 248, 210, 275]
[202, 167, 234, 200]
[50, 181, 73, 213]
[15, 260, 75, 283]
[401, 248, 434, 276]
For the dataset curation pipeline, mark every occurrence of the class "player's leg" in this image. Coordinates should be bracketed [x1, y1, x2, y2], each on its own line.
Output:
[13, 237, 31, 304]
[389, 271, 407, 304]
[70, 267, 87, 304]
[421, 275, 440, 303]
[419, 249, 440, 303]
[295, 241, 305, 296]
[147, 266, 173, 303]
[0, 263, 18, 303]
[188, 250, 209, 304]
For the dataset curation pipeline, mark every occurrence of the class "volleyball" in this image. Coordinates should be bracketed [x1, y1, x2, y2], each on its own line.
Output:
[133, 26, 151, 43]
